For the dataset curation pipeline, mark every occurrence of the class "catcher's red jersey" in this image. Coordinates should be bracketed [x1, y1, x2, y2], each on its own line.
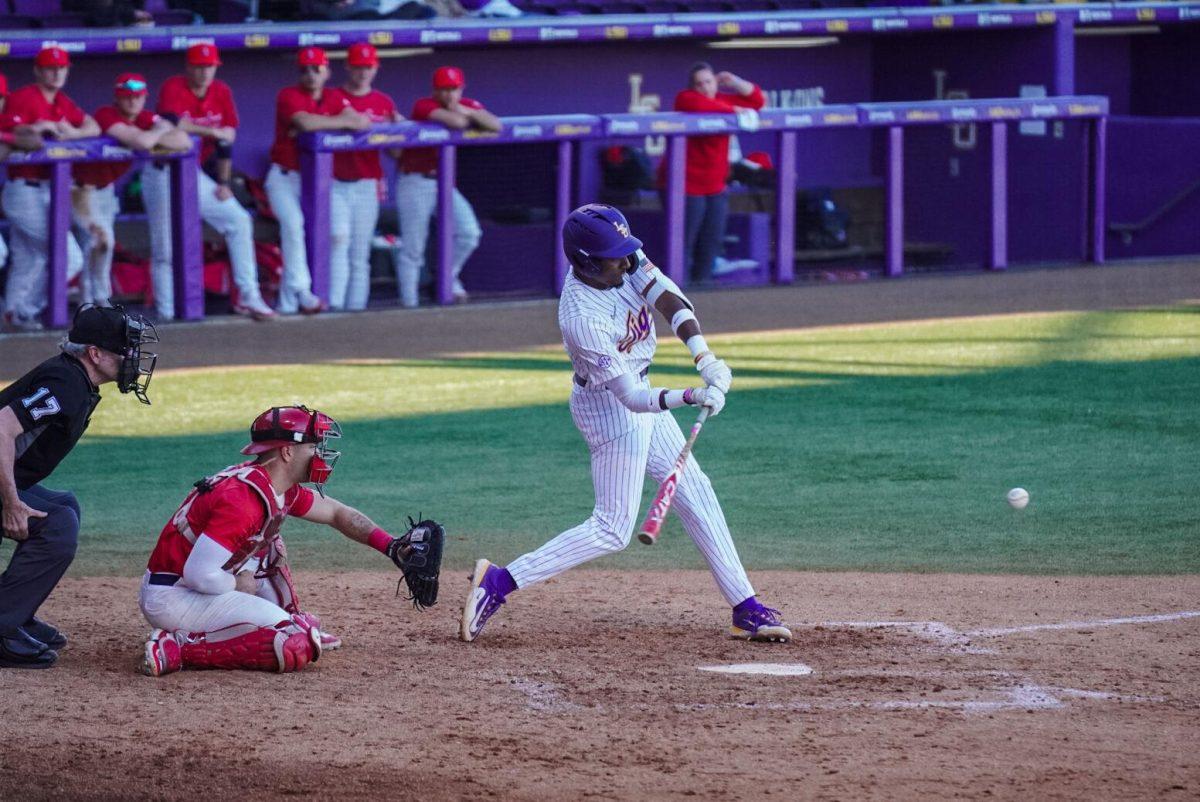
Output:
[146, 461, 314, 576]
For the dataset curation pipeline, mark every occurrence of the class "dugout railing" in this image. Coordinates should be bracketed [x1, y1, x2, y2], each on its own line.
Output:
[300, 95, 1108, 308]
[3, 140, 202, 328]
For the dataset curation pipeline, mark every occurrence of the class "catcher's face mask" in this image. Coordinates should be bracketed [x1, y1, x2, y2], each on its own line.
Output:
[305, 410, 342, 494]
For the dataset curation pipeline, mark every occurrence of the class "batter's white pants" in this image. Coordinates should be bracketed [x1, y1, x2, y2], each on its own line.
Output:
[506, 381, 756, 607]
[394, 172, 481, 307]
[330, 178, 378, 311]
[0, 232, 8, 273]
[1, 181, 83, 321]
[139, 571, 291, 633]
[142, 163, 268, 320]
[265, 164, 349, 313]
[70, 184, 118, 307]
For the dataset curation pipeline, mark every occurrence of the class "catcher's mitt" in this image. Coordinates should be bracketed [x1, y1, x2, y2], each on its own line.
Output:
[387, 516, 444, 611]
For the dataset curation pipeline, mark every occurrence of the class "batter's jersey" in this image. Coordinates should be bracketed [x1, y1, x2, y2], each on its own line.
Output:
[0, 354, 100, 490]
[270, 85, 350, 171]
[146, 461, 315, 576]
[334, 88, 396, 181]
[72, 106, 159, 188]
[156, 76, 238, 164]
[1, 85, 87, 181]
[558, 270, 656, 387]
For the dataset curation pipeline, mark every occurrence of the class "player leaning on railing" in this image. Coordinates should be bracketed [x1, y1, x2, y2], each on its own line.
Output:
[461, 203, 790, 645]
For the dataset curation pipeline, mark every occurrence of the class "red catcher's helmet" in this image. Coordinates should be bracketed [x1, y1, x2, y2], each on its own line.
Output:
[242, 405, 342, 491]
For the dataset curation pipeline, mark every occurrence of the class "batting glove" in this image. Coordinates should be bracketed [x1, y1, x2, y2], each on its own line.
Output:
[690, 386, 726, 417]
[696, 353, 732, 394]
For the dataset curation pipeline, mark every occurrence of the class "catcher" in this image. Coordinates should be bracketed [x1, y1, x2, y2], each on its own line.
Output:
[138, 405, 442, 676]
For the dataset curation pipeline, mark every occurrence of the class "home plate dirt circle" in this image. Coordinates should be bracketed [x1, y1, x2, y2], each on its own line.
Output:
[697, 662, 815, 676]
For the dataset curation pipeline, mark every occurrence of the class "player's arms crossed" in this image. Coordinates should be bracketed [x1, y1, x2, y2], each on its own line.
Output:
[55, 114, 101, 140]
[106, 119, 187, 152]
[181, 534, 237, 594]
[427, 105, 501, 132]
[299, 493, 381, 547]
[290, 107, 370, 134]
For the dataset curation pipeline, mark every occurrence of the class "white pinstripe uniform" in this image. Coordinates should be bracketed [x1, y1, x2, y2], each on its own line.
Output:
[505, 270, 755, 607]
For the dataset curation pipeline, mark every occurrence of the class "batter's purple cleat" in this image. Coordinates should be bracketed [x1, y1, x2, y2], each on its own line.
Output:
[460, 559, 515, 642]
[731, 597, 792, 643]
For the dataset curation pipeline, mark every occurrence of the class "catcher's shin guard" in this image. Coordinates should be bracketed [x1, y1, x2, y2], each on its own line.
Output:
[178, 618, 322, 672]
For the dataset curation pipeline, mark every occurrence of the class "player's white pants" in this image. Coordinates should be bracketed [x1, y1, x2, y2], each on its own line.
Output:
[265, 164, 349, 313]
[0, 232, 9, 273]
[506, 381, 755, 607]
[70, 184, 118, 307]
[1, 181, 83, 321]
[142, 163, 267, 319]
[330, 178, 378, 311]
[139, 571, 291, 633]
[394, 172, 481, 307]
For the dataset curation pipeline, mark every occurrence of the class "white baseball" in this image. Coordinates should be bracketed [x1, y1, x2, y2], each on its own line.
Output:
[1006, 487, 1030, 510]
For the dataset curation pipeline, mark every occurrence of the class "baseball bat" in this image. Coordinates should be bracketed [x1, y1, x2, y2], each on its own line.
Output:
[637, 407, 711, 545]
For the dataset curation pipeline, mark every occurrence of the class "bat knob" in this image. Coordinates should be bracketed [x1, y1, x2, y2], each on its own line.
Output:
[637, 532, 656, 546]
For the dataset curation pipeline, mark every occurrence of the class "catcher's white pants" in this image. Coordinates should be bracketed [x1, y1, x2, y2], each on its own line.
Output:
[139, 567, 290, 633]
[1, 181, 83, 320]
[265, 164, 349, 313]
[142, 163, 266, 319]
[330, 178, 378, 311]
[70, 184, 118, 307]
[506, 378, 755, 607]
[393, 172, 480, 307]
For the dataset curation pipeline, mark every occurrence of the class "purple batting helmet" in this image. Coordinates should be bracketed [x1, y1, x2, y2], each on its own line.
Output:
[562, 203, 643, 275]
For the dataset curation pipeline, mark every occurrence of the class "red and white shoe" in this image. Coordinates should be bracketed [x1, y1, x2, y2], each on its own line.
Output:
[293, 611, 341, 651]
[140, 629, 182, 677]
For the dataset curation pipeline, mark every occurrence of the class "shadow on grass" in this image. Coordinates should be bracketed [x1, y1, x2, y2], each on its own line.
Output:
[20, 350, 1198, 579]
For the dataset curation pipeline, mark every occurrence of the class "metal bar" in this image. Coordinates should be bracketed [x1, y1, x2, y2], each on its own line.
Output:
[554, 139, 572, 295]
[436, 145, 456, 306]
[989, 121, 1008, 270]
[885, 126, 904, 278]
[45, 161, 72, 329]
[774, 130, 797, 285]
[664, 135, 687, 287]
[1053, 19, 1075, 95]
[1090, 116, 1107, 264]
[170, 153, 204, 320]
[301, 148, 333, 304]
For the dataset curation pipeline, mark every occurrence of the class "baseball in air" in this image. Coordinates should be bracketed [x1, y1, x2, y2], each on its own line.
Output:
[1006, 487, 1030, 510]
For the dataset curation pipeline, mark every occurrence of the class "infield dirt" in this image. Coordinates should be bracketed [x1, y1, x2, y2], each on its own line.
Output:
[0, 571, 1197, 800]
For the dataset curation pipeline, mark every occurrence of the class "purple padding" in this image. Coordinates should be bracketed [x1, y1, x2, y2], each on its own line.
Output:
[1105, 116, 1200, 259]
[459, 222, 557, 296]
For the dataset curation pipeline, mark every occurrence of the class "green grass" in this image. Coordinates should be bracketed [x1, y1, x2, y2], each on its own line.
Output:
[8, 307, 1200, 576]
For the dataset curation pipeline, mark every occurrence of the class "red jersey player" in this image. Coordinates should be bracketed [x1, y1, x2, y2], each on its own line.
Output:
[138, 405, 423, 675]
[143, 43, 275, 322]
[264, 47, 370, 315]
[71, 74, 189, 308]
[330, 43, 401, 312]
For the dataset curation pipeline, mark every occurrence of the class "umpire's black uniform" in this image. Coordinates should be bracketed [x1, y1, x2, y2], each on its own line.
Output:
[0, 305, 156, 668]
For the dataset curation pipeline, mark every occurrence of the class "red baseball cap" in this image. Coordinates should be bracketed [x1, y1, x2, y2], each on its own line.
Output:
[114, 72, 149, 97]
[347, 42, 379, 68]
[187, 43, 221, 66]
[432, 66, 465, 90]
[35, 47, 70, 68]
[297, 47, 329, 67]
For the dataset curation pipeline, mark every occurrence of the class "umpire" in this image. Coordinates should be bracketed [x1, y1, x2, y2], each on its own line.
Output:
[0, 305, 157, 668]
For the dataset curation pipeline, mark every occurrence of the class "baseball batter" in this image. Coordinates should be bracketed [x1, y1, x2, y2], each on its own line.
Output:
[144, 43, 275, 322]
[0, 47, 92, 333]
[71, 74, 190, 310]
[139, 405, 444, 676]
[462, 204, 790, 643]
[330, 43, 401, 311]
[265, 47, 369, 315]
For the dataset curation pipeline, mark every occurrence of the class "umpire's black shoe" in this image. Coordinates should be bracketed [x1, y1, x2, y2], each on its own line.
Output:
[0, 629, 58, 669]
[22, 617, 67, 650]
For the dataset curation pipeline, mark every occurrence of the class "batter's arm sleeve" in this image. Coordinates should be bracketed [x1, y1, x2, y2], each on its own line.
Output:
[605, 371, 698, 413]
[182, 534, 238, 595]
